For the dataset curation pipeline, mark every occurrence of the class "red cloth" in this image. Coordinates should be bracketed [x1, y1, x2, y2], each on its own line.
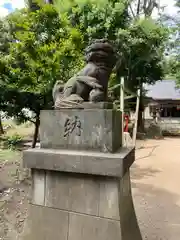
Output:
[124, 114, 129, 132]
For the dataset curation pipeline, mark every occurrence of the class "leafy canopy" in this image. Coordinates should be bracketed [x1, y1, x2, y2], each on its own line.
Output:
[0, 4, 84, 118]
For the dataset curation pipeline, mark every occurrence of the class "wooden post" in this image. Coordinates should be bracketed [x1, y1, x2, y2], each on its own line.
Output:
[132, 89, 140, 146]
[120, 77, 124, 146]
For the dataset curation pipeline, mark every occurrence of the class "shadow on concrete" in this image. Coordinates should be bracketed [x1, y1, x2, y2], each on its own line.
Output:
[130, 162, 180, 240]
[131, 180, 180, 240]
[130, 163, 161, 181]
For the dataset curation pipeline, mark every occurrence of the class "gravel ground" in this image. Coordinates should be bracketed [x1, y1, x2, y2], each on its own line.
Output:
[0, 150, 30, 240]
[132, 137, 180, 240]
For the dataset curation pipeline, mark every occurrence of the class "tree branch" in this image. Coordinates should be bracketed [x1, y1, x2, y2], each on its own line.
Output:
[129, 3, 136, 18]
[136, 0, 141, 16]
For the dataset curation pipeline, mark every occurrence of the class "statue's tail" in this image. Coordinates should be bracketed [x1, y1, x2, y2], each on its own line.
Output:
[52, 80, 64, 103]
[54, 94, 84, 109]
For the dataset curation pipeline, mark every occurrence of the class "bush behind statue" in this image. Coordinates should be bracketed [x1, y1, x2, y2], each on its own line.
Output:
[2, 133, 22, 149]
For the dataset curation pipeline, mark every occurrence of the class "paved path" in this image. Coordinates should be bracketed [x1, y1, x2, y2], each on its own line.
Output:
[131, 137, 180, 240]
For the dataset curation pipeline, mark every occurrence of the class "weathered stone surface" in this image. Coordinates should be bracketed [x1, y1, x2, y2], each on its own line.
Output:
[23, 147, 135, 177]
[99, 178, 120, 220]
[53, 102, 113, 110]
[40, 109, 122, 153]
[119, 171, 142, 240]
[68, 212, 121, 240]
[81, 102, 113, 109]
[23, 204, 69, 240]
[31, 169, 45, 206]
[22, 169, 142, 240]
[45, 171, 99, 215]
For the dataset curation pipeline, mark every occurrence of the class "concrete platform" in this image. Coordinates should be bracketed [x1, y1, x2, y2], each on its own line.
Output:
[23, 147, 134, 177]
[132, 138, 180, 240]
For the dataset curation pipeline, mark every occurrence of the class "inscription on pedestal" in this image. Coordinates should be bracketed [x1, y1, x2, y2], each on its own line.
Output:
[64, 116, 82, 137]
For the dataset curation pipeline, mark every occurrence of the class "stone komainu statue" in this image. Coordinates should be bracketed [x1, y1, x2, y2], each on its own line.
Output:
[53, 39, 116, 108]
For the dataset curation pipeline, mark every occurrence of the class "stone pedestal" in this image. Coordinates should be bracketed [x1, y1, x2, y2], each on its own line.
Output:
[22, 106, 142, 240]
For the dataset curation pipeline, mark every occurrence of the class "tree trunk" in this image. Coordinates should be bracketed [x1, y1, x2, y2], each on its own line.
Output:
[136, 0, 141, 16]
[32, 116, 40, 148]
[0, 115, 4, 135]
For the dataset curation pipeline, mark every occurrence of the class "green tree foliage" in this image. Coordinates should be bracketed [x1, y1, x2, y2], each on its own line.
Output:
[0, 18, 12, 134]
[30, 0, 169, 94]
[0, 4, 84, 146]
[54, 0, 168, 88]
[66, 0, 129, 44]
[126, 0, 169, 129]
[163, 56, 179, 79]
[0, 19, 11, 54]
[162, 0, 180, 82]
[6, 6, 83, 92]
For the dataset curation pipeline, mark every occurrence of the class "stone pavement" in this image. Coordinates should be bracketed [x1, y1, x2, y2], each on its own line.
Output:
[131, 137, 180, 240]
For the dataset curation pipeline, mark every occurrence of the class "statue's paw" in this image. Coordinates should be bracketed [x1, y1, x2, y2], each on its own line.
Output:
[89, 89, 105, 102]
[91, 82, 103, 89]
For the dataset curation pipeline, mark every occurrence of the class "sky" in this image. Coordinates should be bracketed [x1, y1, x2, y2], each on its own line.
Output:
[0, 0, 25, 17]
[0, 0, 178, 18]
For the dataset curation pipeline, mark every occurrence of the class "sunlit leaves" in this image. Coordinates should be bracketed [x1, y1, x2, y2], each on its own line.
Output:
[54, 0, 109, 13]
[0, 4, 84, 121]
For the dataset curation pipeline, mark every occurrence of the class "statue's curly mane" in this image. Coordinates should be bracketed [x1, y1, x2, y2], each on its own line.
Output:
[85, 39, 116, 68]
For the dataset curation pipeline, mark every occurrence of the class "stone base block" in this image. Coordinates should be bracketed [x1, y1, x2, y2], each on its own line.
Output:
[40, 109, 122, 153]
[23, 148, 135, 178]
[22, 170, 142, 240]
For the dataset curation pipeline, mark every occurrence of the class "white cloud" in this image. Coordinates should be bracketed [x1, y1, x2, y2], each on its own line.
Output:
[151, 0, 178, 18]
[0, 6, 9, 17]
[10, 0, 25, 10]
[130, 0, 178, 18]
[0, 0, 25, 17]
[160, 0, 178, 16]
